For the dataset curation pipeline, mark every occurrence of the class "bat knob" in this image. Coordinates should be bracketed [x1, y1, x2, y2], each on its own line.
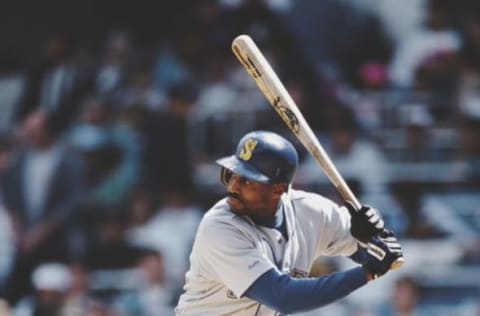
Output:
[390, 257, 404, 270]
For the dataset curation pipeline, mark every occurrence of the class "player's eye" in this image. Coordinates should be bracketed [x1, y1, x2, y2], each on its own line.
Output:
[230, 174, 253, 186]
[238, 177, 251, 186]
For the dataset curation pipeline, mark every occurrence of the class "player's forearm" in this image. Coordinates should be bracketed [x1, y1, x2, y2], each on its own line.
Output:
[244, 267, 367, 314]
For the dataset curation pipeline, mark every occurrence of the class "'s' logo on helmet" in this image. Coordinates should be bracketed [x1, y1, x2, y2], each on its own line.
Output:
[239, 139, 258, 161]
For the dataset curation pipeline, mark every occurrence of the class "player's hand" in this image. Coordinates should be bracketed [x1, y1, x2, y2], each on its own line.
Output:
[346, 201, 384, 243]
[362, 230, 403, 280]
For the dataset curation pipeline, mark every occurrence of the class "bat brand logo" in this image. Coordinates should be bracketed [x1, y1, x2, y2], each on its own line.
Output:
[239, 139, 258, 160]
[273, 97, 300, 134]
[232, 45, 261, 78]
[247, 57, 262, 78]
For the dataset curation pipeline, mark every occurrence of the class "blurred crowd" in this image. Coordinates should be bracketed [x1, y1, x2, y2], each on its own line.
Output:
[0, 0, 480, 315]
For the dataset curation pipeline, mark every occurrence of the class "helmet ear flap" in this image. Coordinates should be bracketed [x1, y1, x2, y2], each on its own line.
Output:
[220, 167, 233, 185]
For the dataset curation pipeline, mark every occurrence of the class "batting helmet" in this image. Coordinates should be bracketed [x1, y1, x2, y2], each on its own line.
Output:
[216, 131, 298, 185]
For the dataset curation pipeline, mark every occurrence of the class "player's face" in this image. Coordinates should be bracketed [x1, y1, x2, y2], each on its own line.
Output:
[226, 173, 285, 217]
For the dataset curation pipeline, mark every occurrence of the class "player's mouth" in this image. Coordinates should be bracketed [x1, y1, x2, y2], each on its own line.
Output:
[227, 192, 243, 207]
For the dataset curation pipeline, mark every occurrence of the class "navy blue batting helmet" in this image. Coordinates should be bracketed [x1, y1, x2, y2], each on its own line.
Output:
[216, 131, 298, 184]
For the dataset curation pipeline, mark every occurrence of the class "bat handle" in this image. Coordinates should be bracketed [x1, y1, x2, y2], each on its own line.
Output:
[338, 187, 362, 211]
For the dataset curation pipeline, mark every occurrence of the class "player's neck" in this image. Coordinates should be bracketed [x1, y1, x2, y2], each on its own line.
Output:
[250, 204, 288, 240]
[250, 204, 283, 229]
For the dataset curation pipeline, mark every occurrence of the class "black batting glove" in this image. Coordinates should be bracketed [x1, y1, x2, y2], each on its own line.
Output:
[362, 230, 403, 280]
[346, 201, 385, 243]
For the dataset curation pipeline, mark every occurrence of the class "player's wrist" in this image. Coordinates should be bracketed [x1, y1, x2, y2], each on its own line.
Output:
[362, 266, 373, 282]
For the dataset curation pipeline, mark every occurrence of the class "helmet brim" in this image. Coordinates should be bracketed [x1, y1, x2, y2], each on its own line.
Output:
[216, 155, 271, 183]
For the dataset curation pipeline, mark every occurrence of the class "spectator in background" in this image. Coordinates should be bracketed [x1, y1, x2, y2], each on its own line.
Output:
[460, 117, 480, 184]
[3, 110, 85, 304]
[448, 115, 480, 185]
[297, 105, 389, 202]
[193, 51, 238, 116]
[458, 14, 480, 92]
[69, 95, 141, 207]
[389, 181, 447, 239]
[377, 276, 422, 316]
[356, 62, 390, 91]
[0, 299, 10, 315]
[0, 133, 15, 291]
[388, 0, 461, 89]
[118, 103, 162, 188]
[116, 66, 166, 112]
[126, 189, 202, 292]
[342, 12, 393, 90]
[113, 250, 175, 316]
[345, 0, 426, 49]
[94, 31, 133, 97]
[60, 263, 97, 316]
[12, 263, 72, 316]
[85, 210, 145, 270]
[84, 301, 111, 316]
[143, 82, 198, 191]
[123, 188, 158, 231]
[395, 103, 436, 162]
[16, 32, 93, 133]
[153, 40, 195, 94]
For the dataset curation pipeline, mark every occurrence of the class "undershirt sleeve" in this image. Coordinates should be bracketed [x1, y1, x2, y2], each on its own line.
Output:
[244, 266, 367, 314]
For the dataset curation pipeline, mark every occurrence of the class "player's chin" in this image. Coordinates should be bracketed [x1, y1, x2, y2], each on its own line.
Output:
[228, 196, 244, 213]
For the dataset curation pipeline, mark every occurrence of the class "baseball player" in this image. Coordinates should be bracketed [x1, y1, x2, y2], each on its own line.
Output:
[176, 131, 403, 315]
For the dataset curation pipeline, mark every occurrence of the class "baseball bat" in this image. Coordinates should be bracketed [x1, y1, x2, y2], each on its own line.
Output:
[231, 34, 403, 270]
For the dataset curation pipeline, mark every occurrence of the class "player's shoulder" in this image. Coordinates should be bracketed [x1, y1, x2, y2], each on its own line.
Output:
[195, 198, 251, 239]
[289, 188, 337, 207]
[288, 188, 342, 218]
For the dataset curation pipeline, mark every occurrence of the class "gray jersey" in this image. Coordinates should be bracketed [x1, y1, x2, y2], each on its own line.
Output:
[176, 189, 358, 315]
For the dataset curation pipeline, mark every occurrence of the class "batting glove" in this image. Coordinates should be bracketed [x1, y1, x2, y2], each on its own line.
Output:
[346, 201, 385, 243]
[362, 230, 403, 280]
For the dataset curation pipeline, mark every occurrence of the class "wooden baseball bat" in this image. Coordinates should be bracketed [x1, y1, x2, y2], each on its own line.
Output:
[232, 34, 403, 270]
